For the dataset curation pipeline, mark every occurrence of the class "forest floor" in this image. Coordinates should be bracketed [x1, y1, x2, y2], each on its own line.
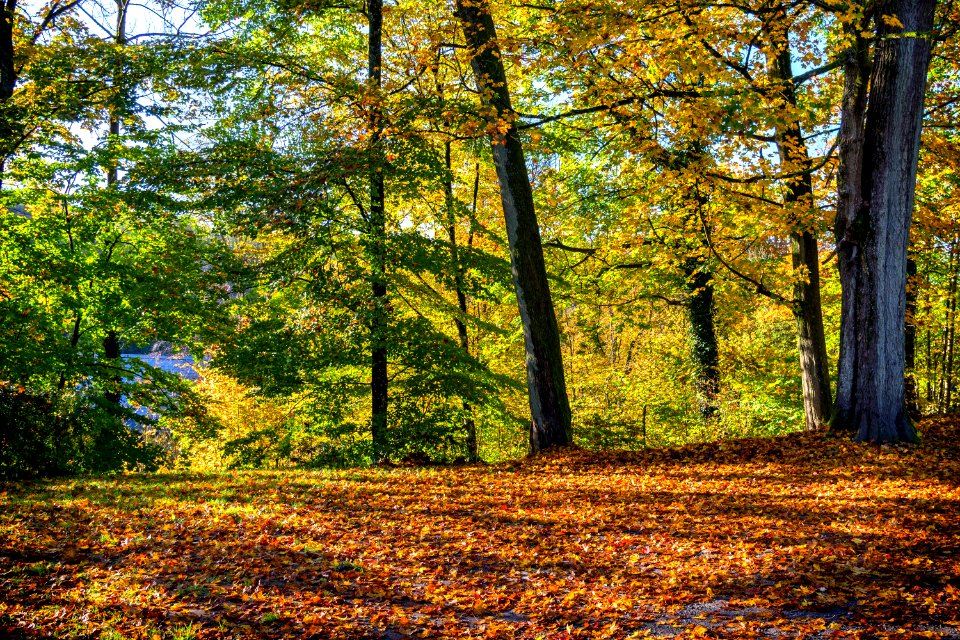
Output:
[1, 419, 959, 639]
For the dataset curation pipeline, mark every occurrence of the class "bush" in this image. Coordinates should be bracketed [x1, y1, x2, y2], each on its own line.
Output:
[0, 388, 165, 478]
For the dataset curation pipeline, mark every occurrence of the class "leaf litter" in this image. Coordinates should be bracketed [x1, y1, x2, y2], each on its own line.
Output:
[1, 417, 958, 638]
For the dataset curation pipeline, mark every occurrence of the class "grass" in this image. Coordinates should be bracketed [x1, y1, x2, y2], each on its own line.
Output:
[0, 417, 958, 638]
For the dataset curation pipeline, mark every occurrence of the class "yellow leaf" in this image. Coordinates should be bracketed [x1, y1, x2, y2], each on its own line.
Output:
[881, 14, 905, 28]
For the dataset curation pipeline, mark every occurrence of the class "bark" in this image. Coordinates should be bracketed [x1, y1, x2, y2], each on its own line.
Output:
[791, 231, 832, 430]
[943, 257, 957, 411]
[58, 313, 82, 391]
[765, 20, 832, 431]
[832, 28, 870, 434]
[103, 330, 121, 405]
[682, 256, 720, 419]
[0, 0, 17, 189]
[367, 0, 388, 457]
[454, 0, 572, 454]
[444, 141, 478, 462]
[0, 1, 14, 103]
[102, 0, 127, 409]
[107, 0, 127, 186]
[832, 0, 935, 442]
[937, 260, 954, 409]
[905, 256, 919, 416]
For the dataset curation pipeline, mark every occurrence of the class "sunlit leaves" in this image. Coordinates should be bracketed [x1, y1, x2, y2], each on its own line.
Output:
[2, 418, 958, 637]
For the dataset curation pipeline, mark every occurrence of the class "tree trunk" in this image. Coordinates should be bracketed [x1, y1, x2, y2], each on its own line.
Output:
[939, 274, 952, 409]
[454, 0, 572, 454]
[832, 27, 870, 434]
[905, 255, 919, 416]
[103, 330, 121, 404]
[0, 0, 17, 189]
[832, 0, 935, 442]
[791, 231, 832, 430]
[945, 259, 957, 411]
[102, 0, 127, 409]
[0, 1, 14, 103]
[367, 0, 388, 458]
[765, 21, 832, 431]
[682, 256, 720, 419]
[107, 0, 127, 186]
[58, 313, 82, 391]
[444, 141, 478, 461]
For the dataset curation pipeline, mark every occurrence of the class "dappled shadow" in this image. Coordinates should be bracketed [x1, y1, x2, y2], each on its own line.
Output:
[2, 417, 959, 638]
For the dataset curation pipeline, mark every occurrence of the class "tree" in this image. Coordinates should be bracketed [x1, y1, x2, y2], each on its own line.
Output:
[832, 0, 937, 442]
[764, 13, 833, 431]
[0, 1, 83, 188]
[103, 0, 129, 407]
[454, 0, 572, 454]
[365, 0, 388, 458]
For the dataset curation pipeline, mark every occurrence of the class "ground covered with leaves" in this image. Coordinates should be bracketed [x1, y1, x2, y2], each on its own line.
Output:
[2, 419, 959, 639]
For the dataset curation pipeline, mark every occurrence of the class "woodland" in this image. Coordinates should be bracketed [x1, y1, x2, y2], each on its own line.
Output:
[1, 0, 958, 470]
[0, 0, 959, 636]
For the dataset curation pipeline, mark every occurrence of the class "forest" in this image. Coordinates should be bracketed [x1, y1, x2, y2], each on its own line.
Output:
[1, 0, 957, 471]
[0, 0, 959, 636]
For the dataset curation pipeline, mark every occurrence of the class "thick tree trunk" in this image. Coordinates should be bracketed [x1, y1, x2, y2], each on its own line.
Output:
[682, 256, 720, 419]
[367, 0, 388, 458]
[832, 0, 935, 442]
[832, 29, 870, 434]
[765, 24, 833, 431]
[454, 0, 572, 454]
[444, 141, 478, 461]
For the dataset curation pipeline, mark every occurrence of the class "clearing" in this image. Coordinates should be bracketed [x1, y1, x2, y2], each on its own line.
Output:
[2, 419, 959, 639]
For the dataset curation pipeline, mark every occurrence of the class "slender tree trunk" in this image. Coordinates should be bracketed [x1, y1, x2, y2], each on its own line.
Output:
[58, 313, 82, 391]
[682, 256, 720, 419]
[641, 404, 647, 448]
[832, 0, 935, 442]
[940, 258, 958, 413]
[102, 0, 127, 408]
[0, 0, 14, 103]
[107, 0, 126, 185]
[454, 0, 572, 454]
[103, 330, 121, 404]
[939, 297, 950, 410]
[367, 0, 388, 458]
[937, 251, 954, 409]
[791, 231, 832, 430]
[765, 21, 833, 431]
[444, 141, 478, 461]
[905, 255, 919, 416]
[0, 0, 18, 189]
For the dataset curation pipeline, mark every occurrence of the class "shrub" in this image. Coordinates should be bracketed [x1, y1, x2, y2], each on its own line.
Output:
[0, 388, 165, 478]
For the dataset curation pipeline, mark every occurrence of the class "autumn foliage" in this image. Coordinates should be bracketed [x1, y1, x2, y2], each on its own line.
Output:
[2, 418, 958, 639]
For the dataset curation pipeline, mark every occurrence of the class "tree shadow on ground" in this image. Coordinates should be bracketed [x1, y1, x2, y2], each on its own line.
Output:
[1, 418, 958, 638]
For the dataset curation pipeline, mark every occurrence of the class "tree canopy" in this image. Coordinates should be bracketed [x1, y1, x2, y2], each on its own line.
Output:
[0, 0, 957, 474]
